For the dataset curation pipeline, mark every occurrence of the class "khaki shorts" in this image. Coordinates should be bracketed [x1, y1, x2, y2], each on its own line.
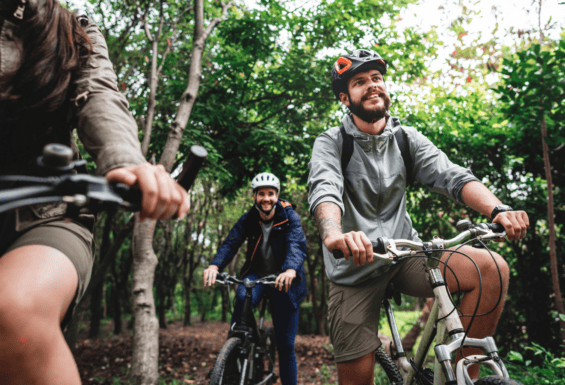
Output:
[327, 257, 434, 363]
[0, 213, 95, 329]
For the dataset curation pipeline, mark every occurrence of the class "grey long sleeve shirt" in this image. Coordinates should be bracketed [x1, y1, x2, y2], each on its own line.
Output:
[308, 115, 480, 286]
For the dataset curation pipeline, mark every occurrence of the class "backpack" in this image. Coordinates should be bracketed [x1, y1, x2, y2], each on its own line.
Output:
[339, 118, 415, 186]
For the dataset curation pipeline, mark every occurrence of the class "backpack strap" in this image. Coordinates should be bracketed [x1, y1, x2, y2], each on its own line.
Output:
[339, 125, 354, 175]
[393, 126, 414, 187]
[339, 120, 415, 187]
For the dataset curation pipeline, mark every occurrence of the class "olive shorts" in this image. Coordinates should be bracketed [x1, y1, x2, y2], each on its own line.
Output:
[327, 257, 434, 363]
[1, 217, 95, 328]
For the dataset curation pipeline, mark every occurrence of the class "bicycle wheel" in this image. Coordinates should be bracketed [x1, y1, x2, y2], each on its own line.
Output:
[374, 348, 404, 384]
[209, 337, 246, 385]
[474, 376, 524, 385]
[254, 327, 277, 385]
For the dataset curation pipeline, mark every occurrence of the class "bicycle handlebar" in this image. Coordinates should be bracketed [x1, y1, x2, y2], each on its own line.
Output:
[332, 223, 506, 260]
[215, 272, 281, 288]
[0, 144, 208, 215]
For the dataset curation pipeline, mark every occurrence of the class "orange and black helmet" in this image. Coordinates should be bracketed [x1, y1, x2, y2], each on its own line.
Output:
[331, 49, 387, 100]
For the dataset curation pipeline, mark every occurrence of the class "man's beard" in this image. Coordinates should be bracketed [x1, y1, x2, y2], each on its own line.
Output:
[346, 92, 391, 123]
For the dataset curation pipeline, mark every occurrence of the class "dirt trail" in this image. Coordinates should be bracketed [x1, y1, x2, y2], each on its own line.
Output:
[73, 321, 337, 384]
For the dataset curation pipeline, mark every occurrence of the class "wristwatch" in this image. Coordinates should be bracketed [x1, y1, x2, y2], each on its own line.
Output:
[491, 205, 513, 219]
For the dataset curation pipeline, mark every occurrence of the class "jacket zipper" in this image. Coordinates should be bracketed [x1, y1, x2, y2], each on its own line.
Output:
[239, 218, 289, 279]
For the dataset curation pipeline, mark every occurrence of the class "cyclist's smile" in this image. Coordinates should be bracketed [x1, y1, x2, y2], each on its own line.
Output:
[253, 186, 279, 215]
[343, 69, 391, 124]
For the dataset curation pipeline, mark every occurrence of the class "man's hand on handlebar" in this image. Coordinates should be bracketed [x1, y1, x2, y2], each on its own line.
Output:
[325, 231, 374, 266]
[275, 269, 296, 292]
[203, 265, 219, 287]
[492, 211, 529, 241]
[105, 163, 189, 221]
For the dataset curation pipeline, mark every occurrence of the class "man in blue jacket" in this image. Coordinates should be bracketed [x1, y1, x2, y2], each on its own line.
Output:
[203, 172, 307, 385]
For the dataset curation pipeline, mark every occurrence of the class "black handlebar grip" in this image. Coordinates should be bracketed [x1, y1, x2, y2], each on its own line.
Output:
[332, 249, 345, 259]
[176, 145, 208, 191]
[112, 183, 143, 210]
[332, 239, 386, 259]
[372, 238, 386, 254]
[488, 223, 505, 233]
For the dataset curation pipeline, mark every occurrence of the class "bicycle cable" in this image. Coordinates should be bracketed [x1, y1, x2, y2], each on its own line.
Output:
[435, 239, 505, 361]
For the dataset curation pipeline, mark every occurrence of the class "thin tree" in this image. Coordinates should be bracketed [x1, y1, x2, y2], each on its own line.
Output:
[537, 0, 565, 343]
[129, 0, 233, 383]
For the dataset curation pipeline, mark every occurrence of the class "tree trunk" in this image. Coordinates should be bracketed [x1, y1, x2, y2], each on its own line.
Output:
[537, 8, 565, 342]
[221, 285, 229, 322]
[307, 245, 325, 336]
[129, 1, 232, 381]
[112, 247, 133, 335]
[541, 116, 565, 343]
[84, 215, 135, 300]
[130, 218, 159, 385]
[320, 267, 327, 335]
[156, 221, 173, 329]
[64, 298, 89, 347]
[88, 281, 104, 339]
[113, 287, 123, 335]
[89, 212, 115, 339]
[157, 292, 168, 329]
[184, 285, 192, 326]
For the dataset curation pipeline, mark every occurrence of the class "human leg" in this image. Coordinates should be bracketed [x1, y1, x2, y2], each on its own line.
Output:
[336, 353, 376, 385]
[329, 272, 400, 385]
[0, 219, 94, 385]
[268, 287, 299, 385]
[0, 245, 80, 385]
[442, 246, 509, 378]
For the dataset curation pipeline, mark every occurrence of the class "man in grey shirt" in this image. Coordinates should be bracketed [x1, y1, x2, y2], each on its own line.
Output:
[308, 49, 529, 384]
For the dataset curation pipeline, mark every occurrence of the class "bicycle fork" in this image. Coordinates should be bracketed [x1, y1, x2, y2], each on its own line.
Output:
[403, 267, 510, 385]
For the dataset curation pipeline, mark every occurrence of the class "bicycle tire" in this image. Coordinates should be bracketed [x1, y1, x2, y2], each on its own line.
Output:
[474, 376, 524, 385]
[254, 327, 277, 385]
[375, 348, 404, 384]
[209, 337, 246, 385]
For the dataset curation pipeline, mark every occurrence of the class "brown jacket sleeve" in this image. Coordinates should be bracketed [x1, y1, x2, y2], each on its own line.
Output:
[71, 18, 146, 176]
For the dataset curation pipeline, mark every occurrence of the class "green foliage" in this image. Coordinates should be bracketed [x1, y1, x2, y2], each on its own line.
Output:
[492, 36, 565, 355]
[506, 343, 565, 385]
[191, 0, 431, 195]
[319, 364, 336, 384]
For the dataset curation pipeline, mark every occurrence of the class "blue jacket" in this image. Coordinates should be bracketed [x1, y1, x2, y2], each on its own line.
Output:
[211, 199, 308, 308]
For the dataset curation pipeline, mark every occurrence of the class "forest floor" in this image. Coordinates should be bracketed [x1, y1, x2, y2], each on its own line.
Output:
[73, 320, 338, 384]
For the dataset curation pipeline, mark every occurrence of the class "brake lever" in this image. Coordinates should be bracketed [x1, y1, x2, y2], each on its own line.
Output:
[373, 252, 394, 261]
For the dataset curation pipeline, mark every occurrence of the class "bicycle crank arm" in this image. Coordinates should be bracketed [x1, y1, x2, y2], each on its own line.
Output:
[255, 373, 275, 385]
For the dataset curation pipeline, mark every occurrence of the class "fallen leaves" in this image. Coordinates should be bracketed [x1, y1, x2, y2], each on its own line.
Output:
[74, 321, 336, 384]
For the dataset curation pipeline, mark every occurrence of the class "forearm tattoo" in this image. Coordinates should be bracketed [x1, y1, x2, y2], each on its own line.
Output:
[314, 202, 342, 241]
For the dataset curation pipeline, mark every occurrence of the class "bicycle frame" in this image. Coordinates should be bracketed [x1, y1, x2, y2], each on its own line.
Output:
[219, 275, 277, 385]
[382, 236, 511, 385]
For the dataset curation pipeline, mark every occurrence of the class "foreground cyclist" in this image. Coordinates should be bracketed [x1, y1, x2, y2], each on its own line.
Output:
[203, 173, 307, 385]
[0, 1, 188, 384]
[308, 49, 529, 384]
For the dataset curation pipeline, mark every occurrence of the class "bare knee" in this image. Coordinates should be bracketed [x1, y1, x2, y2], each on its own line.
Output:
[337, 352, 375, 385]
[0, 288, 59, 362]
[480, 251, 509, 289]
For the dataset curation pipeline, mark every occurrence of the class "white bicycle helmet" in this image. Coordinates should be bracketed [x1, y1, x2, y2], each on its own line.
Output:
[251, 172, 280, 192]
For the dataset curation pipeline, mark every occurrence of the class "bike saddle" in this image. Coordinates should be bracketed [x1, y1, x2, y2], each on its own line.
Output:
[384, 282, 402, 306]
